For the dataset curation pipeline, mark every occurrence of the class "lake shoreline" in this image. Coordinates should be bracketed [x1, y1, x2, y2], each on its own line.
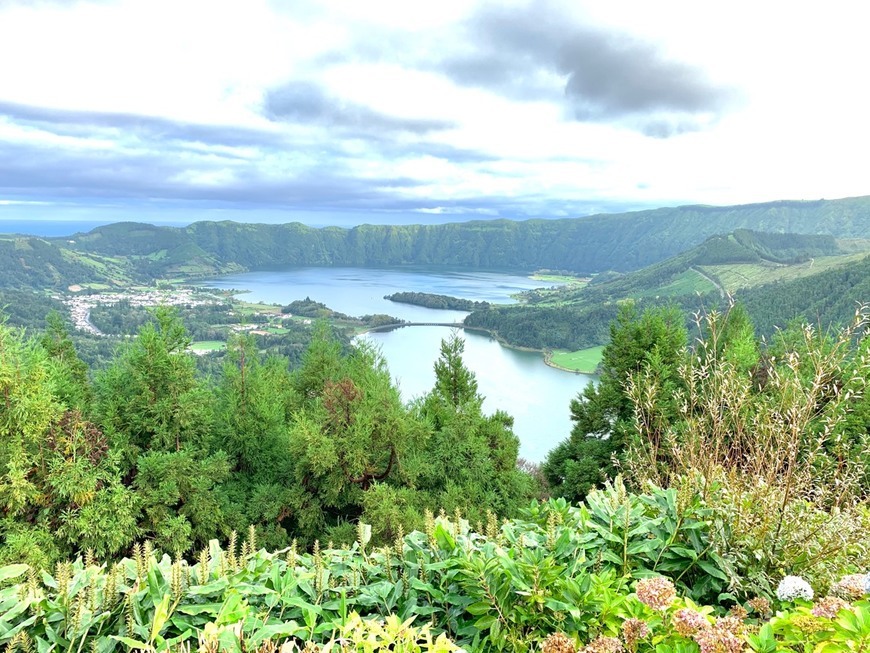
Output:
[195, 265, 592, 462]
[358, 321, 597, 376]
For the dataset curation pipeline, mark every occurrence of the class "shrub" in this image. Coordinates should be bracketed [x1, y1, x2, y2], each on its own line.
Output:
[626, 306, 870, 596]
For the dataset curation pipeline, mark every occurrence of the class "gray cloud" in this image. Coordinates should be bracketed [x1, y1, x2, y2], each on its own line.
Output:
[0, 137, 424, 208]
[0, 132, 627, 221]
[0, 101, 281, 148]
[263, 81, 454, 135]
[438, 2, 736, 134]
[0, 99, 499, 212]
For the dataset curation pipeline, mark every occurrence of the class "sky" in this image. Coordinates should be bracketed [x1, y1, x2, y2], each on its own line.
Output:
[1, 0, 869, 228]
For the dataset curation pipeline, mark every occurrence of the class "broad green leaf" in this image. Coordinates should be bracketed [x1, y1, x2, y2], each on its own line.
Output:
[474, 615, 497, 630]
[149, 593, 172, 643]
[110, 635, 154, 651]
[466, 602, 492, 616]
[0, 565, 28, 584]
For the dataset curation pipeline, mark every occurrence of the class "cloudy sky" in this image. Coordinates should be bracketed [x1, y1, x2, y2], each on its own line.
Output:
[1, 0, 869, 227]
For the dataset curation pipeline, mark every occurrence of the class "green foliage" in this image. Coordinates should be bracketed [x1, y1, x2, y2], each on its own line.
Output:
[411, 333, 536, 527]
[2, 512, 866, 652]
[2, 309, 537, 566]
[544, 304, 687, 501]
[0, 322, 137, 565]
[285, 330, 422, 543]
[94, 306, 213, 456]
[40, 311, 92, 411]
[385, 292, 490, 311]
[0, 500, 720, 652]
[626, 306, 870, 596]
[738, 251, 870, 338]
[746, 600, 870, 652]
[0, 289, 65, 330]
[427, 333, 481, 413]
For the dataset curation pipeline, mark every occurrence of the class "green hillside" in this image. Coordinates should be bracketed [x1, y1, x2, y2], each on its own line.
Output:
[55, 195, 870, 279]
[466, 230, 870, 350]
[735, 252, 870, 335]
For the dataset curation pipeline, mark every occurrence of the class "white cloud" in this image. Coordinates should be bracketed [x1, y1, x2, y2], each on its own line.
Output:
[1, 0, 869, 222]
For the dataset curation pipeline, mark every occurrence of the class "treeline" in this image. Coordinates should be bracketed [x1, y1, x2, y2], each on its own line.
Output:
[465, 302, 622, 351]
[735, 253, 870, 336]
[464, 232, 866, 352]
[465, 292, 717, 351]
[0, 310, 536, 568]
[0, 288, 65, 328]
[385, 291, 491, 311]
[466, 252, 870, 351]
[89, 300, 249, 338]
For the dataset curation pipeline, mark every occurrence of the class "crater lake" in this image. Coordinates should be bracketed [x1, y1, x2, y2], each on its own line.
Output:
[202, 266, 594, 462]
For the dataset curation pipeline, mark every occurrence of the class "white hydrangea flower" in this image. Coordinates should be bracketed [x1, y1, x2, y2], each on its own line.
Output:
[776, 575, 814, 601]
[865, 573, 870, 595]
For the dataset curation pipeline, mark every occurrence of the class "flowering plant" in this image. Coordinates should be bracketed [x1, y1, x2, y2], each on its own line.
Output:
[776, 575, 814, 602]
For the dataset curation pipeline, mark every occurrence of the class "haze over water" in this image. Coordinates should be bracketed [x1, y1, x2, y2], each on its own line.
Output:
[203, 266, 594, 462]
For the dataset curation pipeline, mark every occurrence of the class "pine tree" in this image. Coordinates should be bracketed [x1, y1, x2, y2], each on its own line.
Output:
[544, 303, 687, 501]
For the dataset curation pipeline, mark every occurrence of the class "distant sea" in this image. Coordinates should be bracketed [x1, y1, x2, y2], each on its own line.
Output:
[0, 220, 182, 238]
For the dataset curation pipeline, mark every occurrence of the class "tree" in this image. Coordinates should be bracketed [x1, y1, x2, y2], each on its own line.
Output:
[212, 334, 297, 549]
[543, 304, 687, 501]
[93, 308, 223, 553]
[412, 332, 535, 523]
[430, 332, 480, 411]
[40, 311, 91, 411]
[0, 322, 136, 566]
[285, 329, 422, 543]
[94, 307, 213, 457]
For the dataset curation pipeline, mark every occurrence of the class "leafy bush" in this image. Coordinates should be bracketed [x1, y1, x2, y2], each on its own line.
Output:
[0, 493, 736, 653]
[626, 306, 870, 596]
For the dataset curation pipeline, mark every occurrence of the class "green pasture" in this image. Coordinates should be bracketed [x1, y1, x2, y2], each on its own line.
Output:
[637, 269, 717, 298]
[189, 340, 226, 352]
[705, 251, 870, 293]
[550, 346, 604, 373]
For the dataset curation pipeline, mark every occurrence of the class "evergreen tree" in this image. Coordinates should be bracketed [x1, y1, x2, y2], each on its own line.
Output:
[285, 329, 421, 543]
[40, 310, 92, 411]
[430, 332, 480, 411]
[413, 332, 534, 523]
[93, 307, 225, 553]
[0, 323, 137, 566]
[543, 304, 687, 501]
[212, 334, 297, 549]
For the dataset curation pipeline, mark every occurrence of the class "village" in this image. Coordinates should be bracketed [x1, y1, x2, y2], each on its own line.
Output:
[60, 287, 226, 336]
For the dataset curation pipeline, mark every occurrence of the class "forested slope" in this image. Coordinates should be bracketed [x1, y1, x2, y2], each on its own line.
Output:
[736, 253, 870, 335]
[61, 195, 870, 279]
[465, 230, 859, 350]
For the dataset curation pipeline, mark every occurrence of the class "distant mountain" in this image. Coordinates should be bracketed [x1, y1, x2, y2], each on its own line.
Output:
[63, 195, 870, 277]
[2, 194, 869, 291]
[537, 229, 844, 306]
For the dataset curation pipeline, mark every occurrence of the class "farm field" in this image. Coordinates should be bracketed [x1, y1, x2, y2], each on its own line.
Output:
[189, 340, 226, 352]
[703, 251, 870, 293]
[549, 346, 605, 373]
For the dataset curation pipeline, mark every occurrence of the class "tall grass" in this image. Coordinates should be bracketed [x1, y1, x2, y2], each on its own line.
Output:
[625, 305, 870, 594]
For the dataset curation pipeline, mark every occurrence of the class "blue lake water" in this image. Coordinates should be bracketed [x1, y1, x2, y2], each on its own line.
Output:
[203, 267, 594, 462]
